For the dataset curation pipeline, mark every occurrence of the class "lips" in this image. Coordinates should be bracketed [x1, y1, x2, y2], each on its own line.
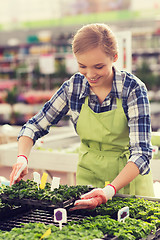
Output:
[88, 77, 99, 84]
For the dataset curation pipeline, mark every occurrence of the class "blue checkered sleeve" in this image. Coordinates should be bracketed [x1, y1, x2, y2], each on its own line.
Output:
[126, 80, 152, 175]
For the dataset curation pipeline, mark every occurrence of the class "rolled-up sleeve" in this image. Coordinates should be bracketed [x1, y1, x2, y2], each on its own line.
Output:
[127, 84, 152, 175]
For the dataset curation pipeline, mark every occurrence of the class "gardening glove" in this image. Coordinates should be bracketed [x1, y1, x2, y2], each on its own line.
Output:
[10, 155, 28, 186]
[70, 184, 116, 210]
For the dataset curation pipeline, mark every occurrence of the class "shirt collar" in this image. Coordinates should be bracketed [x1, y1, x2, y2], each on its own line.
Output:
[110, 66, 126, 99]
[79, 77, 90, 99]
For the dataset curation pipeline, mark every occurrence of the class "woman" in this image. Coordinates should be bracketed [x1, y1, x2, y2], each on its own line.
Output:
[10, 23, 154, 210]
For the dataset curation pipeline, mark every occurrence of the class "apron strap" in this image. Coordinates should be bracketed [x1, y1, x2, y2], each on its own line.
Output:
[84, 96, 89, 105]
[116, 98, 122, 108]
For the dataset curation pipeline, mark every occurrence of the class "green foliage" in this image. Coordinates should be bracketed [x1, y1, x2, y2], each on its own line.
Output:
[73, 215, 156, 240]
[1, 180, 160, 239]
[0, 215, 156, 240]
[5, 86, 18, 105]
[0, 222, 103, 240]
[135, 61, 159, 90]
[0, 198, 10, 211]
[1, 179, 92, 205]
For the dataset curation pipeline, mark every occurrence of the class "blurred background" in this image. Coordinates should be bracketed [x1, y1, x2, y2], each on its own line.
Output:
[0, 0, 160, 192]
[0, 0, 160, 129]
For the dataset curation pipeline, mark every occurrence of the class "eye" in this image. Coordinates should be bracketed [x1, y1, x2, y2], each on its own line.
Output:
[95, 65, 104, 69]
[79, 65, 86, 69]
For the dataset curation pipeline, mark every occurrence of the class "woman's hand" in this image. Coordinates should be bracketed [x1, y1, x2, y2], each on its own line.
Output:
[70, 184, 116, 210]
[10, 155, 28, 186]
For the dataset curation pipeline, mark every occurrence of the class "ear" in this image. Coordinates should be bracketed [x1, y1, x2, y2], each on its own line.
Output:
[113, 54, 118, 62]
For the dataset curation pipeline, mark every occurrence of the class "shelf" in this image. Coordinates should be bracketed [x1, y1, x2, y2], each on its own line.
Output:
[132, 48, 160, 55]
[0, 32, 159, 90]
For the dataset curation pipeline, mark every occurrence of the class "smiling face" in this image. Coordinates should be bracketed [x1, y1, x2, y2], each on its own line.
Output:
[76, 47, 117, 89]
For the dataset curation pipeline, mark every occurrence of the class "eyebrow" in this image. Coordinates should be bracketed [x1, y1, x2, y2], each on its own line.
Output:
[78, 62, 104, 66]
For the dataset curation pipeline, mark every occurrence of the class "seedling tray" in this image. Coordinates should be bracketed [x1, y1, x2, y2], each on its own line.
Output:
[115, 193, 160, 202]
[0, 205, 31, 222]
[1, 193, 76, 212]
[0, 207, 160, 240]
[2, 191, 160, 212]
[1, 181, 160, 240]
[0, 208, 126, 239]
[1, 194, 57, 211]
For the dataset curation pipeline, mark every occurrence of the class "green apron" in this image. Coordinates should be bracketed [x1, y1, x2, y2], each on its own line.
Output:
[76, 96, 154, 197]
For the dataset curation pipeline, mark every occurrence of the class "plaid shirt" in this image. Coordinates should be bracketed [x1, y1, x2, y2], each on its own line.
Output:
[19, 67, 152, 175]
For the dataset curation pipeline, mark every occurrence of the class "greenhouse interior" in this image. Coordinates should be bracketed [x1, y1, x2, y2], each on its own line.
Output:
[0, 0, 160, 239]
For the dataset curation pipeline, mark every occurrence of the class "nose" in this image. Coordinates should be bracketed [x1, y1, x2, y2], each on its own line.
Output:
[86, 69, 96, 79]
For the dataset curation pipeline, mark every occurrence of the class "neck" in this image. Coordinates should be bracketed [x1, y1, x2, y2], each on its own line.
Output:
[90, 85, 112, 105]
[90, 71, 114, 104]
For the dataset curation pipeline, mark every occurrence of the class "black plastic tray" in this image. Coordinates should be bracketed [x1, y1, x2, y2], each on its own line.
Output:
[0, 208, 121, 239]
[1, 193, 76, 211]
[0, 205, 32, 221]
[1, 193, 160, 239]
[0, 207, 160, 240]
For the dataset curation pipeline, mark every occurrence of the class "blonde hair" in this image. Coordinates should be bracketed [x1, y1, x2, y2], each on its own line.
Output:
[72, 23, 118, 59]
